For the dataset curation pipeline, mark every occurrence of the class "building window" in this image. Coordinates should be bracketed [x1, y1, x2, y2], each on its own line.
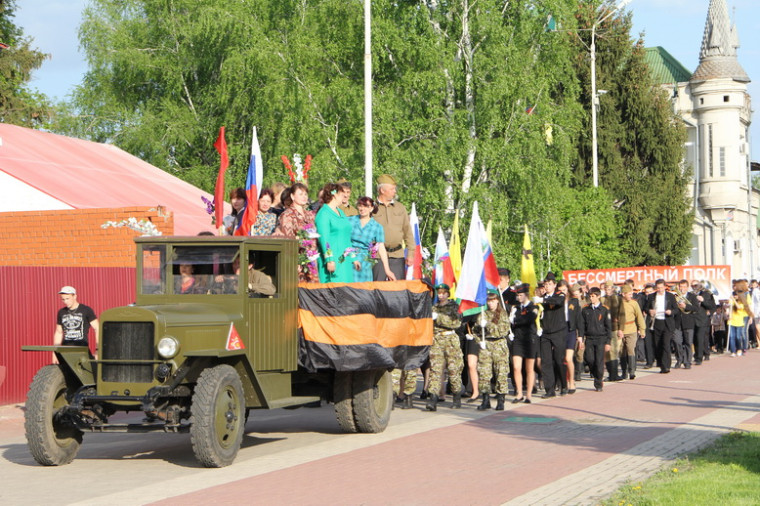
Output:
[708, 125, 714, 177]
[719, 147, 726, 177]
[724, 95, 730, 102]
[700, 97, 705, 105]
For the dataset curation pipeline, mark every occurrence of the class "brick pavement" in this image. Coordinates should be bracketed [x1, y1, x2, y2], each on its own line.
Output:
[2, 351, 757, 505]
[155, 351, 760, 506]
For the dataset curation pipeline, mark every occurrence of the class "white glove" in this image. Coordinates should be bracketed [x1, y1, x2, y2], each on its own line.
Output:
[465, 333, 475, 341]
[431, 311, 438, 320]
[479, 340, 487, 350]
[533, 296, 543, 304]
[537, 328, 543, 337]
[508, 331, 515, 342]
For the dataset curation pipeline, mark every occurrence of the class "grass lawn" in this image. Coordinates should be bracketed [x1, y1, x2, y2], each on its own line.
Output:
[603, 432, 760, 505]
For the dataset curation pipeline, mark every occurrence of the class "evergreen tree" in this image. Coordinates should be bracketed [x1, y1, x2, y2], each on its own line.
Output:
[0, 0, 50, 126]
[571, 1, 691, 266]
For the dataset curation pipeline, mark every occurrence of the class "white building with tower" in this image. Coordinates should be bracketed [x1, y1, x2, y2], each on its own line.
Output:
[645, 0, 758, 279]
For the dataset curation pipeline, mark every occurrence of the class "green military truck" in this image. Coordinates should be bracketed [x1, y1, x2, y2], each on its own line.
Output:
[23, 236, 432, 467]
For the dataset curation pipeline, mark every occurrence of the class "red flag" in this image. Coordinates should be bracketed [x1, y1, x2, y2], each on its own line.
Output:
[213, 126, 229, 231]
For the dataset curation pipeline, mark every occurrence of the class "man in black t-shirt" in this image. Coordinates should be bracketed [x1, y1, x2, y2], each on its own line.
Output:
[53, 286, 99, 363]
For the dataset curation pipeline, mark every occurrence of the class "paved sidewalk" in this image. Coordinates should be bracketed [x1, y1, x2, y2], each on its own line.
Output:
[1, 351, 758, 505]
[161, 352, 760, 506]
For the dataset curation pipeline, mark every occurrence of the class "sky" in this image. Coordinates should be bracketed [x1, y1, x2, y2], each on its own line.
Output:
[11, 0, 760, 156]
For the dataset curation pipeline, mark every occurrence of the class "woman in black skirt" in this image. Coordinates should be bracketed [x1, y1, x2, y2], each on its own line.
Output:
[510, 284, 540, 403]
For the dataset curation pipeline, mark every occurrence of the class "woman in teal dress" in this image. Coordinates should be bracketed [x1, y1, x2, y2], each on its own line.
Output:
[315, 183, 354, 283]
[348, 197, 397, 282]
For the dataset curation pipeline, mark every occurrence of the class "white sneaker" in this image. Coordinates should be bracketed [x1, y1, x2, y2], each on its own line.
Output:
[731, 353, 737, 357]
[738, 350, 743, 356]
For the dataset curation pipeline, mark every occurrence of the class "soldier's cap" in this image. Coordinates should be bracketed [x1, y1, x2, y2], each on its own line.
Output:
[58, 286, 76, 295]
[435, 283, 450, 292]
[515, 284, 530, 294]
[377, 174, 397, 185]
[544, 272, 557, 282]
[336, 178, 352, 188]
[621, 284, 633, 294]
[571, 283, 583, 292]
[487, 289, 500, 299]
[604, 280, 615, 288]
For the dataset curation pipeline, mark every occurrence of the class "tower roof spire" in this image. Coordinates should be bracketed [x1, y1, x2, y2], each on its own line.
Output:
[691, 0, 749, 82]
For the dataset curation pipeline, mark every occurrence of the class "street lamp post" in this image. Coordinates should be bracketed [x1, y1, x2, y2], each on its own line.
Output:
[590, 0, 632, 188]
[363, 0, 373, 197]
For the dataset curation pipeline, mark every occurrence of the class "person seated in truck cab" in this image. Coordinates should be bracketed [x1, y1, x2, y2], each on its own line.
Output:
[175, 264, 205, 294]
[248, 263, 276, 297]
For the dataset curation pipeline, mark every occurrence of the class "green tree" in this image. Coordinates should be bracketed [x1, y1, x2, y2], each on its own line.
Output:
[571, 2, 691, 266]
[61, 0, 634, 274]
[0, 0, 51, 126]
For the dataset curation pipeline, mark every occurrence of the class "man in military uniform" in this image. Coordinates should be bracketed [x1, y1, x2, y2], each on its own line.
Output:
[426, 284, 464, 411]
[617, 284, 646, 379]
[473, 291, 511, 410]
[372, 174, 414, 281]
[602, 281, 623, 381]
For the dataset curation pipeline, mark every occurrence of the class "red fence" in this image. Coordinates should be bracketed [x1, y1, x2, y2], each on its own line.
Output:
[0, 266, 136, 405]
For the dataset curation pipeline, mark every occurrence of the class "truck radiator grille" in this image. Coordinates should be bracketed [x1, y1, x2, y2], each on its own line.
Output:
[101, 322, 155, 383]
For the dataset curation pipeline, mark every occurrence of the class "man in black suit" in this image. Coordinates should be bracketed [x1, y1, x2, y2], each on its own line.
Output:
[689, 280, 717, 364]
[644, 279, 679, 373]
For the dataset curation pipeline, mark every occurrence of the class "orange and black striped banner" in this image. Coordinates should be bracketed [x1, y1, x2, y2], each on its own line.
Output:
[298, 280, 433, 372]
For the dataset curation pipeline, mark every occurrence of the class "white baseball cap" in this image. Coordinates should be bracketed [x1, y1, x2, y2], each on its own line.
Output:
[58, 286, 77, 295]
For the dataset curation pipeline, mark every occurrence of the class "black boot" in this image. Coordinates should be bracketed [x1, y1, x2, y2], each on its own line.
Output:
[452, 393, 462, 409]
[402, 395, 413, 409]
[495, 394, 505, 411]
[425, 393, 438, 411]
[611, 360, 623, 381]
[477, 393, 491, 411]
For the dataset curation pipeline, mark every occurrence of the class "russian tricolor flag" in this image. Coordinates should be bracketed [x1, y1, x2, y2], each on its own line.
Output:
[235, 127, 264, 236]
[455, 202, 499, 315]
[406, 203, 423, 280]
[433, 226, 455, 288]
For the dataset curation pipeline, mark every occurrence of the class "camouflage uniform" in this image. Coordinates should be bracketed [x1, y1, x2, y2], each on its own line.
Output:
[473, 308, 511, 394]
[392, 369, 417, 397]
[428, 299, 464, 396]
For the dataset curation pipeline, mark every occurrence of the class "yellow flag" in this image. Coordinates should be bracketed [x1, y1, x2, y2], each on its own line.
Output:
[485, 219, 493, 245]
[449, 212, 462, 293]
[520, 224, 537, 297]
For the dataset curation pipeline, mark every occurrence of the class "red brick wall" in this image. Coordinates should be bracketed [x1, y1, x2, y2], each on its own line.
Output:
[0, 207, 174, 404]
[0, 207, 173, 267]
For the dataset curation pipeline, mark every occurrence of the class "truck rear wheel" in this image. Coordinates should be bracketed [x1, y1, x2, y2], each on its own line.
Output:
[333, 371, 357, 433]
[190, 364, 245, 468]
[352, 369, 393, 433]
[24, 365, 83, 466]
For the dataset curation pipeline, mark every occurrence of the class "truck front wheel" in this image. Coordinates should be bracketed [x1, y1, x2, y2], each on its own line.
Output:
[24, 365, 83, 466]
[352, 369, 393, 433]
[190, 364, 246, 468]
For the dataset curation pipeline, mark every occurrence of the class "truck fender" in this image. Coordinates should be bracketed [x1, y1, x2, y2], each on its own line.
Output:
[184, 350, 267, 408]
[21, 346, 93, 387]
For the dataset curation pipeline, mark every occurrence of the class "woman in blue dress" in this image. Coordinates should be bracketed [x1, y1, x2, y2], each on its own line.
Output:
[348, 196, 396, 282]
[314, 183, 354, 283]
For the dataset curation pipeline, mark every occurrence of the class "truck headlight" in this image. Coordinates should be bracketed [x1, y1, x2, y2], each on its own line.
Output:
[157, 336, 179, 358]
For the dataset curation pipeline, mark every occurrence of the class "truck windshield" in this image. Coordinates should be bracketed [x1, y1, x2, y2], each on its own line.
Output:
[171, 246, 241, 295]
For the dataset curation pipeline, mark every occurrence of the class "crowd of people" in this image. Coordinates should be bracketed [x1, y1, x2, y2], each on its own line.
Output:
[222, 175, 402, 284]
[415, 274, 760, 412]
[220, 173, 759, 411]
